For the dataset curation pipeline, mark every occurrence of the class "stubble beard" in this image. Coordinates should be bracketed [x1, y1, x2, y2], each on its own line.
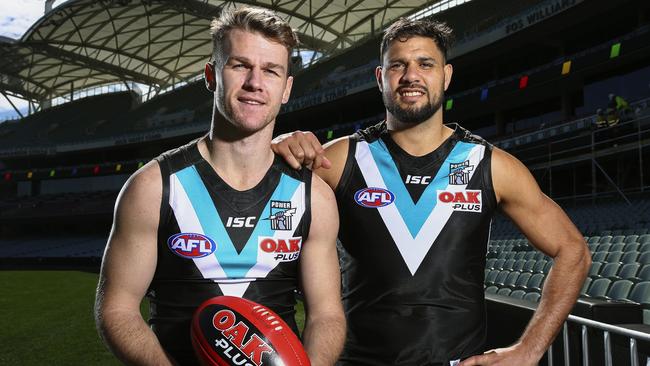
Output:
[383, 88, 443, 125]
[214, 90, 275, 136]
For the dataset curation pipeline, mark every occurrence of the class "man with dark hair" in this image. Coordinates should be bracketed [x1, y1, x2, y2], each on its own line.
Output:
[273, 17, 590, 365]
[95, 7, 345, 366]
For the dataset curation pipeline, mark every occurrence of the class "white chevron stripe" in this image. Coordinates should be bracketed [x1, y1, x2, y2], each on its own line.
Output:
[170, 174, 243, 294]
[356, 142, 485, 275]
[169, 173, 306, 297]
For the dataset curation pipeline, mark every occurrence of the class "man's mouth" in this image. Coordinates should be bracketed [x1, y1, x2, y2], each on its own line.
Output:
[238, 97, 265, 105]
[397, 88, 426, 97]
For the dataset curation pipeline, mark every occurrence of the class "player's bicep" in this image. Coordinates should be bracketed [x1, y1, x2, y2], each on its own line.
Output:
[299, 175, 342, 316]
[493, 149, 582, 257]
[98, 162, 162, 312]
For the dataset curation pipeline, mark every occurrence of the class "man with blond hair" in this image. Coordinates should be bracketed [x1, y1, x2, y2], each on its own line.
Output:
[95, 7, 345, 365]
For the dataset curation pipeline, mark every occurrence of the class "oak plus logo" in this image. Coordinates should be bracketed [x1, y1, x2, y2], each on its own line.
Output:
[437, 190, 482, 212]
[259, 237, 302, 262]
[211, 309, 274, 366]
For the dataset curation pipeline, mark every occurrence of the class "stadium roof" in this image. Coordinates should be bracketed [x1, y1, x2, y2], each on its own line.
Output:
[0, 0, 443, 104]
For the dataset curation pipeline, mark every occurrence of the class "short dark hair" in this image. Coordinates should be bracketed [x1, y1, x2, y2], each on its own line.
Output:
[380, 18, 454, 62]
[210, 7, 299, 71]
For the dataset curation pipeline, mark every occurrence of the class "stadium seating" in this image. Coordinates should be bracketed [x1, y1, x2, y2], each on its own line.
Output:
[0, 92, 136, 147]
[628, 282, 650, 323]
[0, 236, 106, 258]
[585, 278, 612, 298]
[484, 199, 650, 321]
[606, 280, 634, 301]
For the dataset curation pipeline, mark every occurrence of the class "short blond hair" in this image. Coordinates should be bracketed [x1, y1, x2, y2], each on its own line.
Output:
[210, 7, 299, 73]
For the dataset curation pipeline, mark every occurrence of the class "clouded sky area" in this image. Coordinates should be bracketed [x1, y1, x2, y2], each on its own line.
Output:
[0, 0, 70, 120]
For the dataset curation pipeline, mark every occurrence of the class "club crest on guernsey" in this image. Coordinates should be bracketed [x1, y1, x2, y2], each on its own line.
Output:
[449, 160, 474, 185]
[263, 201, 296, 231]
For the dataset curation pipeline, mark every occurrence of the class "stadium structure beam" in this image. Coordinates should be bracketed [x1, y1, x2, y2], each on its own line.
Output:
[0, 78, 43, 102]
[323, 0, 422, 52]
[0, 70, 55, 100]
[201, 0, 354, 50]
[0, 90, 25, 119]
[294, 33, 331, 53]
[28, 42, 163, 88]
[37, 39, 183, 85]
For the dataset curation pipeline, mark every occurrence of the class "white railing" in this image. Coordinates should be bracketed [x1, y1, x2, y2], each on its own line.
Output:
[549, 315, 650, 366]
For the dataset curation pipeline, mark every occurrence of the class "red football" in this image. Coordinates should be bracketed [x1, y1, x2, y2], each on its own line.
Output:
[191, 296, 310, 366]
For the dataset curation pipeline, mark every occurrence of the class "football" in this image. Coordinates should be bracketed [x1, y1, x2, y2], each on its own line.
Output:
[191, 296, 310, 366]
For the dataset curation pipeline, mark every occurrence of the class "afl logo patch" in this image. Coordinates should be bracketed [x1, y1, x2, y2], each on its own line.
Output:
[354, 187, 395, 208]
[167, 233, 217, 259]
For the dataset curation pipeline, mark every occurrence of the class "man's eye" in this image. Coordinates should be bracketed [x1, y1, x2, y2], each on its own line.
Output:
[390, 63, 404, 70]
[421, 63, 433, 68]
[265, 69, 280, 76]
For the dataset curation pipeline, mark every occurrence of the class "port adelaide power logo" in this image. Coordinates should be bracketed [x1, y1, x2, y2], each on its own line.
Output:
[263, 201, 296, 231]
[449, 160, 474, 185]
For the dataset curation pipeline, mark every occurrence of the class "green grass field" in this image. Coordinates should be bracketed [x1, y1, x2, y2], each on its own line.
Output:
[0, 270, 305, 365]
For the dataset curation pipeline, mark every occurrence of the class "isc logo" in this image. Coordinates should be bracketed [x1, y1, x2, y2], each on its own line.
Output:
[437, 190, 482, 212]
[259, 237, 302, 262]
[226, 216, 256, 228]
[405, 175, 432, 185]
[354, 187, 395, 208]
[167, 233, 217, 259]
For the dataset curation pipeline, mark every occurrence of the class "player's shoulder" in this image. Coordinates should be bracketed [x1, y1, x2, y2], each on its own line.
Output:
[354, 120, 387, 143]
[309, 172, 338, 229]
[490, 146, 522, 171]
[120, 160, 162, 205]
[450, 123, 493, 149]
[154, 137, 203, 175]
[109, 159, 163, 231]
[311, 171, 335, 199]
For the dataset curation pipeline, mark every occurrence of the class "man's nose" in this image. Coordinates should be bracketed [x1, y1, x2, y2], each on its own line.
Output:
[243, 67, 263, 91]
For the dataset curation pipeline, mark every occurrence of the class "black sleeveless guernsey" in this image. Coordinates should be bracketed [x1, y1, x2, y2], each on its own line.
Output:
[149, 140, 311, 365]
[336, 122, 497, 365]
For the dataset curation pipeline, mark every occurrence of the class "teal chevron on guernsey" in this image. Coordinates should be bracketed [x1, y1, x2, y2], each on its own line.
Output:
[174, 166, 301, 279]
[366, 139, 476, 237]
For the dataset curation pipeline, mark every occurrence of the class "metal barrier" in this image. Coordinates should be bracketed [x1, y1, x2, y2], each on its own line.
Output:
[548, 314, 650, 366]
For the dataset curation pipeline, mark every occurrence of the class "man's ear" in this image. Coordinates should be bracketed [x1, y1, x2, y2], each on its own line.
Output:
[375, 66, 383, 92]
[282, 76, 294, 104]
[443, 63, 453, 91]
[204, 62, 216, 92]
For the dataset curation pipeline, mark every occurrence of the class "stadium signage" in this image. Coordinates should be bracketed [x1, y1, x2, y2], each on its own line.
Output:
[354, 187, 395, 208]
[167, 233, 216, 258]
[212, 309, 274, 366]
[505, 0, 580, 34]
